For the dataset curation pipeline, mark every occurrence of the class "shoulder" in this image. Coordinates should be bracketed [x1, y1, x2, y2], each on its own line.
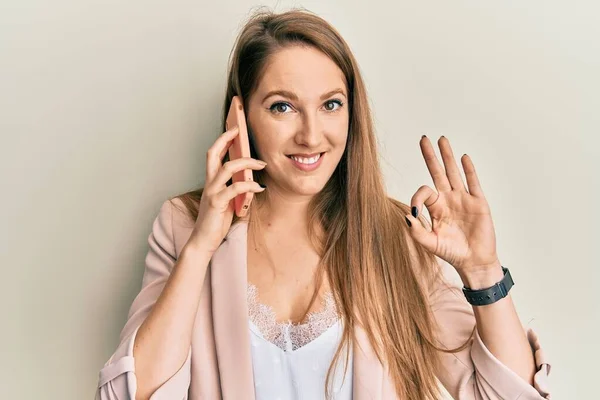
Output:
[152, 197, 195, 231]
[167, 197, 196, 229]
[153, 197, 197, 257]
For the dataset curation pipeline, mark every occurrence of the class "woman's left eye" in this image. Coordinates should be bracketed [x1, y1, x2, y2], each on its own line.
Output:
[269, 99, 344, 114]
[324, 99, 344, 112]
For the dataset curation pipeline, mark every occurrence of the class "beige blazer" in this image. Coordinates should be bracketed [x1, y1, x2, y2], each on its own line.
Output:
[96, 198, 551, 400]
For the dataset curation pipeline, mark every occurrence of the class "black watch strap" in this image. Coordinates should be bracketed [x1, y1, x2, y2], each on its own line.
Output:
[462, 266, 514, 306]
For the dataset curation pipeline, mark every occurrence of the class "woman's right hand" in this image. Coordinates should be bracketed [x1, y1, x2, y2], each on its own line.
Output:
[186, 126, 266, 254]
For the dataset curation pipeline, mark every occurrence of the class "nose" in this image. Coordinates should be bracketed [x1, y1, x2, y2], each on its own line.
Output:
[294, 111, 323, 149]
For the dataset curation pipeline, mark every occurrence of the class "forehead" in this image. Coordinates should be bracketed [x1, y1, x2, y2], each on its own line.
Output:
[255, 45, 347, 98]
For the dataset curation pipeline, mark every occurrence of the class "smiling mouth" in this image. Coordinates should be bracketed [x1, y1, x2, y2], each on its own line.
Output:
[286, 152, 324, 165]
[286, 152, 326, 172]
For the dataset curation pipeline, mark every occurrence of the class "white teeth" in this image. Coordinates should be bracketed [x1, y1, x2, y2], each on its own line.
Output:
[291, 153, 321, 164]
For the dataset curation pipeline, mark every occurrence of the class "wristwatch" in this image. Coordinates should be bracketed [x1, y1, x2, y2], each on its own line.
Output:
[462, 266, 514, 306]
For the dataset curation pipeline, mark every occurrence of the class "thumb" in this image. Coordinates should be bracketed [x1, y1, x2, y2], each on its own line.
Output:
[405, 213, 438, 255]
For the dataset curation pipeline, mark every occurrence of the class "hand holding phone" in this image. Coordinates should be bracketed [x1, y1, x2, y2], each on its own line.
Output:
[187, 96, 266, 253]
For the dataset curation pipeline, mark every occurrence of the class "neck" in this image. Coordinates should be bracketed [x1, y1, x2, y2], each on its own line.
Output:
[255, 185, 312, 233]
[247, 182, 326, 281]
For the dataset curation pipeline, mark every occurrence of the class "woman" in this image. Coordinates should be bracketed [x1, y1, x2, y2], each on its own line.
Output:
[96, 8, 551, 400]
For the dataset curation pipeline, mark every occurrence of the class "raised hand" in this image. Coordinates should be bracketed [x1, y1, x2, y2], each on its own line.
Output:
[404, 136, 500, 278]
[187, 126, 267, 255]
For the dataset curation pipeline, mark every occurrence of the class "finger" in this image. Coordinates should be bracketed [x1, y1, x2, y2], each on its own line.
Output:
[213, 181, 266, 205]
[206, 126, 239, 182]
[217, 139, 234, 162]
[461, 154, 485, 198]
[211, 157, 267, 188]
[438, 136, 467, 192]
[404, 212, 438, 255]
[410, 185, 440, 220]
[420, 136, 452, 192]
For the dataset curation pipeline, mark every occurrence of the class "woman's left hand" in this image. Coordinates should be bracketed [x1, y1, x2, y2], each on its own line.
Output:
[405, 135, 500, 279]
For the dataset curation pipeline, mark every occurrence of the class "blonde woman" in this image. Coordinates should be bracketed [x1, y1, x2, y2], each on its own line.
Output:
[96, 8, 551, 400]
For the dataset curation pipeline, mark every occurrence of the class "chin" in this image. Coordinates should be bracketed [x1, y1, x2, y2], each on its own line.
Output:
[289, 180, 327, 196]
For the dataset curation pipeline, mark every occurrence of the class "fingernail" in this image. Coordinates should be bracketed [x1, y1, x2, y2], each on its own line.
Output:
[405, 216, 412, 227]
[411, 206, 418, 218]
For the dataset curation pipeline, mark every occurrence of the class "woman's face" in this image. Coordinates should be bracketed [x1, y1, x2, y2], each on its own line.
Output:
[246, 45, 349, 197]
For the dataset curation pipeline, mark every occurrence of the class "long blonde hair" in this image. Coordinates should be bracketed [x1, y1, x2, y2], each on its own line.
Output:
[172, 7, 472, 399]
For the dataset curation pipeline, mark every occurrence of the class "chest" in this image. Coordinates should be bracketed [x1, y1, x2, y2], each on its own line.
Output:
[246, 228, 333, 325]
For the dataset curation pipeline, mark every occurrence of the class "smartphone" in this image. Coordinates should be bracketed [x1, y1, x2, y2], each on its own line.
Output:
[226, 96, 254, 218]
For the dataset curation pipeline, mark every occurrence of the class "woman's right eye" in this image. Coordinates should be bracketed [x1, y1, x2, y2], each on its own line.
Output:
[269, 102, 292, 114]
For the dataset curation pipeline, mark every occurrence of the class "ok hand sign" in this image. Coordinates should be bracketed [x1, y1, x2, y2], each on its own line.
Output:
[405, 136, 500, 278]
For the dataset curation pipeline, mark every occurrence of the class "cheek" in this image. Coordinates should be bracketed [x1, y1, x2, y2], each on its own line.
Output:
[332, 124, 349, 151]
[327, 115, 349, 140]
[248, 124, 278, 158]
[251, 134, 284, 162]
[251, 123, 294, 156]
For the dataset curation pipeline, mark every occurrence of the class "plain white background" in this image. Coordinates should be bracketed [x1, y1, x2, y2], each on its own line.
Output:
[1, 1, 597, 398]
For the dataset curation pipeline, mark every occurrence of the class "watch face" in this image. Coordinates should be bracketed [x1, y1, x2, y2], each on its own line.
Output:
[502, 267, 514, 288]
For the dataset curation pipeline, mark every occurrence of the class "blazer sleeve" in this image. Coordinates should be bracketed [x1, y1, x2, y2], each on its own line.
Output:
[430, 257, 551, 400]
[95, 199, 192, 400]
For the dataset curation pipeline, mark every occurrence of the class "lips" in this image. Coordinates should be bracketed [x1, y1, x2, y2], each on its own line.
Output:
[287, 152, 325, 171]
[288, 153, 322, 164]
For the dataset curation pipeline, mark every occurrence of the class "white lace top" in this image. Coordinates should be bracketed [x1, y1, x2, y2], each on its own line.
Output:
[247, 283, 353, 399]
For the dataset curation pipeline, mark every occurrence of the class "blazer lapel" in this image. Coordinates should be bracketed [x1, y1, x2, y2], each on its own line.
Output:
[210, 220, 255, 399]
[353, 316, 387, 399]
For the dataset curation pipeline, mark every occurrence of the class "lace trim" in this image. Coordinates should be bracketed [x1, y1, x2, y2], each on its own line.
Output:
[247, 283, 340, 351]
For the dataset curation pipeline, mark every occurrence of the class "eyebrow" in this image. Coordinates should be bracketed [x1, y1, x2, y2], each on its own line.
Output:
[262, 88, 347, 103]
